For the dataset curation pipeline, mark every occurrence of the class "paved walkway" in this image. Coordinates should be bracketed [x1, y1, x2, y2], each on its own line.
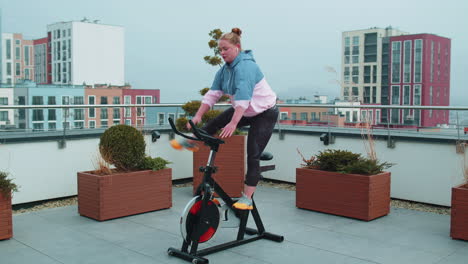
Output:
[1, 186, 467, 264]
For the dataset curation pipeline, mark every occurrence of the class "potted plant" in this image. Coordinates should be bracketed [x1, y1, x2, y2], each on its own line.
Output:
[296, 149, 393, 221]
[450, 146, 468, 240]
[0, 171, 18, 240]
[77, 124, 172, 221]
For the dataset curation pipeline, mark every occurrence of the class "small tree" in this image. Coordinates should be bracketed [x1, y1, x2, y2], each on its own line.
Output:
[203, 29, 223, 67]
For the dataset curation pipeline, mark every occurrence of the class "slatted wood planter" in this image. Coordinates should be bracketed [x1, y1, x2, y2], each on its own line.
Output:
[450, 183, 468, 240]
[78, 168, 172, 221]
[193, 135, 245, 198]
[296, 168, 391, 221]
[0, 192, 13, 240]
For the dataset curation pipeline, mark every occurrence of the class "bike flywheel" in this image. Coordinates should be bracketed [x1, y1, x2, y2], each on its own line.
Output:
[180, 196, 221, 243]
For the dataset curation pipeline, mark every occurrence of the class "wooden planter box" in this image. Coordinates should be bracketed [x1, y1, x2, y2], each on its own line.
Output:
[78, 168, 172, 221]
[296, 168, 391, 221]
[450, 183, 468, 240]
[193, 135, 245, 198]
[0, 192, 13, 240]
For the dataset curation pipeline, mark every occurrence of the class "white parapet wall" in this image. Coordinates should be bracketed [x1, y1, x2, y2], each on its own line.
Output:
[0, 131, 466, 206]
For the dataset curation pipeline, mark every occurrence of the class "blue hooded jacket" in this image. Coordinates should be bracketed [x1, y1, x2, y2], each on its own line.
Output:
[210, 50, 264, 101]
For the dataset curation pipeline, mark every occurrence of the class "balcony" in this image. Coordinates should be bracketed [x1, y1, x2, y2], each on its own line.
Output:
[1, 104, 468, 263]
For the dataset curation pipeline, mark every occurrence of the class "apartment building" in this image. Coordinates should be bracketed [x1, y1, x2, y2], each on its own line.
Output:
[388, 34, 451, 127]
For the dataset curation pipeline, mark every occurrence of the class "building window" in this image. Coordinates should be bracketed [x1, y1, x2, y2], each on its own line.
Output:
[403, 85, 410, 105]
[32, 96, 44, 105]
[73, 96, 84, 105]
[403, 40, 412, 83]
[430, 41, 435, 83]
[124, 96, 131, 117]
[32, 110, 44, 121]
[391, 85, 400, 105]
[74, 109, 84, 120]
[113, 108, 121, 119]
[48, 96, 56, 105]
[24, 46, 30, 65]
[391, 41, 401, 83]
[89, 120, 96, 129]
[364, 66, 371, 83]
[372, 86, 377, 104]
[88, 96, 95, 118]
[62, 96, 69, 105]
[0, 98, 8, 105]
[48, 109, 56, 121]
[300, 112, 308, 121]
[363, 86, 371, 104]
[6, 39, 11, 59]
[33, 123, 44, 131]
[101, 96, 108, 104]
[352, 87, 359, 101]
[15, 46, 20, 60]
[343, 67, 350, 84]
[15, 63, 20, 76]
[100, 108, 108, 119]
[6, 63, 12, 76]
[48, 122, 56, 131]
[352, 66, 359, 84]
[414, 40, 423, 83]
[158, 113, 165, 125]
[0, 111, 8, 122]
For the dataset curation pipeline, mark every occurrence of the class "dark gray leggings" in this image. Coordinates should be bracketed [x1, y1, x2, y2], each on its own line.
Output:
[202, 106, 279, 186]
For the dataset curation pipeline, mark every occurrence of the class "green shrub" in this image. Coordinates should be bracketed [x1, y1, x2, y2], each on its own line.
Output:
[299, 149, 393, 175]
[140, 156, 171, 171]
[0, 171, 19, 198]
[338, 158, 393, 175]
[313, 149, 361, 172]
[182, 100, 201, 116]
[99, 125, 146, 171]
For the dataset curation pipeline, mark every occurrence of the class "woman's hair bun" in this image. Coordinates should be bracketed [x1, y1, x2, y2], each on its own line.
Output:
[231, 28, 242, 36]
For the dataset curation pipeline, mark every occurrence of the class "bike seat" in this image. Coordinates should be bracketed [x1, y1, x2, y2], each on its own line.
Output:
[260, 152, 273, 161]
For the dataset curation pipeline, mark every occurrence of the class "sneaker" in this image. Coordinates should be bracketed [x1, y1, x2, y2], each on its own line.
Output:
[232, 194, 253, 210]
[170, 139, 199, 152]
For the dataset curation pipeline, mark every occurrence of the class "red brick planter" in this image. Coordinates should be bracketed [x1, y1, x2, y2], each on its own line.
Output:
[78, 168, 172, 221]
[193, 135, 245, 198]
[296, 168, 391, 221]
[0, 193, 13, 240]
[450, 183, 468, 240]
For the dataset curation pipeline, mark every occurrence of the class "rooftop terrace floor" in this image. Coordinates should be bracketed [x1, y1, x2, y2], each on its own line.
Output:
[1, 186, 468, 264]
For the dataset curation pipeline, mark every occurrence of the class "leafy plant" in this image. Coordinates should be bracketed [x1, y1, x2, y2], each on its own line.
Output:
[298, 149, 393, 176]
[140, 156, 171, 171]
[203, 28, 223, 67]
[0, 171, 19, 198]
[99, 124, 146, 171]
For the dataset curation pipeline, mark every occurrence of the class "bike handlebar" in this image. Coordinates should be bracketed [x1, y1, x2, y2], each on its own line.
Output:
[168, 117, 225, 146]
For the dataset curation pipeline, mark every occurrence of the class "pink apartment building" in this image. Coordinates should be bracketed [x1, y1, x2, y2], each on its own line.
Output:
[388, 34, 451, 127]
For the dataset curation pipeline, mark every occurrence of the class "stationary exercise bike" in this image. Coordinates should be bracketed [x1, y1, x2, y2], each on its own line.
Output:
[167, 118, 284, 264]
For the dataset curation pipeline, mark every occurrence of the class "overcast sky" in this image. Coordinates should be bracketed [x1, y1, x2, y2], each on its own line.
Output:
[1, 0, 467, 105]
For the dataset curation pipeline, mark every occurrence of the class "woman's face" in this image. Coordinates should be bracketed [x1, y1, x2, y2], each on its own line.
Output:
[218, 39, 240, 64]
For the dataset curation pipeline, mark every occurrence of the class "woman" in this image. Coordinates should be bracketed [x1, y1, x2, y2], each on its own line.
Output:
[176, 28, 278, 210]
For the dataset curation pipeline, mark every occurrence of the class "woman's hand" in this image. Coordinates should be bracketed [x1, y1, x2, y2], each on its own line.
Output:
[187, 115, 202, 130]
[219, 122, 237, 138]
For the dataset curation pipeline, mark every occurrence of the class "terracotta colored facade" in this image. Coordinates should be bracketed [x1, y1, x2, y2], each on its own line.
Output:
[389, 34, 451, 127]
[84, 85, 128, 128]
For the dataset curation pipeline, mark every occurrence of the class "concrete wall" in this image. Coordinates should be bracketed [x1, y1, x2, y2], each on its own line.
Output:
[0, 130, 466, 206]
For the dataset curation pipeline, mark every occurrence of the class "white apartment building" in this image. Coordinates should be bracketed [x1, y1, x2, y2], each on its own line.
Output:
[341, 27, 407, 105]
[47, 20, 124, 86]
